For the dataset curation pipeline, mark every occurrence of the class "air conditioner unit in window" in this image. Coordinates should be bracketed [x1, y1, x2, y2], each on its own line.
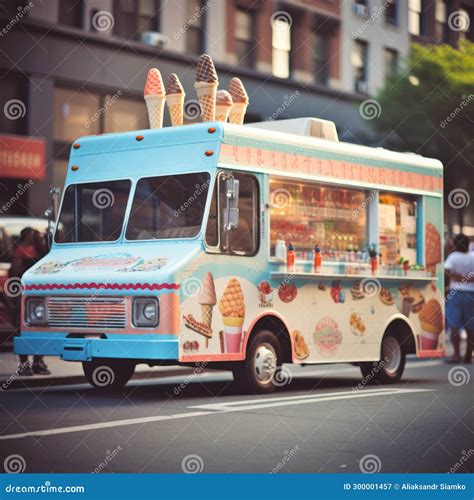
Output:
[140, 31, 169, 49]
[353, 3, 369, 17]
[356, 80, 368, 94]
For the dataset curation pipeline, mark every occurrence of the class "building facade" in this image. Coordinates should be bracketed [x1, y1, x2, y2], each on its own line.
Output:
[0, 0, 472, 230]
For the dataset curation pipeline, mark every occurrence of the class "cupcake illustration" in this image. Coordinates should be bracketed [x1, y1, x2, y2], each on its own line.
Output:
[418, 299, 443, 350]
[219, 278, 245, 353]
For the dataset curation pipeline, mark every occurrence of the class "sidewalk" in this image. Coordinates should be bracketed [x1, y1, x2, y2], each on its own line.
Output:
[0, 352, 196, 390]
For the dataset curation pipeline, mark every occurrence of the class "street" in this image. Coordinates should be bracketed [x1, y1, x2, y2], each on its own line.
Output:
[0, 358, 472, 474]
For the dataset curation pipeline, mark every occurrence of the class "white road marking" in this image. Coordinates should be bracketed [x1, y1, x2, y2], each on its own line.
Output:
[0, 388, 431, 441]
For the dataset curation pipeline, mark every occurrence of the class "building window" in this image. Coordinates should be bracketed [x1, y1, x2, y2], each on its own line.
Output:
[352, 40, 368, 94]
[458, 8, 472, 41]
[409, 0, 423, 35]
[206, 172, 259, 255]
[378, 193, 418, 265]
[435, 0, 449, 42]
[103, 96, 148, 133]
[234, 8, 255, 69]
[384, 48, 398, 79]
[269, 178, 368, 259]
[58, 0, 83, 28]
[385, 0, 398, 26]
[185, 0, 206, 54]
[0, 75, 27, 135]
[353, 0, 369, 17]
[114, 0, 158, 41]
[313, 31, 330, 86]
[272, 14, 291, 78]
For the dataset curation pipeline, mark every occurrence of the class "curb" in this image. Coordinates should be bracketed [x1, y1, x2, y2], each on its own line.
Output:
[0, 366, 197, 391]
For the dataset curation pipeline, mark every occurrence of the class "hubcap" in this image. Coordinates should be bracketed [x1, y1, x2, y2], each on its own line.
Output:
[382, 337, 401, 374]
[254, 343, 277, 384]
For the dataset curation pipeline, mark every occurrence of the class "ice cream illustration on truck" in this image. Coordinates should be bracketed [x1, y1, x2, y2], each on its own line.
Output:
[15, 53, 445, 394]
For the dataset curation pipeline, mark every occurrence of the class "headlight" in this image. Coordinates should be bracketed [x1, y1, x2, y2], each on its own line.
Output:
[133, 297, 159, 327]
[25, 298, 48, 326]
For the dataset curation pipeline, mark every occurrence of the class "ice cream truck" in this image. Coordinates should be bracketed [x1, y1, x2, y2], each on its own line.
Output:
[15, 56, 444, 393]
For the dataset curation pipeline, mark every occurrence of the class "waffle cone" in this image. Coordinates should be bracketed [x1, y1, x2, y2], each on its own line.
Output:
[229, 102, 248, 125]
[215, 104, 231, 123]
[195, 82, 218, 121]
[145, 95, 165, 129]
[166, 93, 185, 126]
[201, 304, 213, 327]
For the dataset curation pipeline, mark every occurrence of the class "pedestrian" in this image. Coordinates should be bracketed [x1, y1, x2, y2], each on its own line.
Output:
[444, 234, 474, 364]
[9, 227, 51, 376]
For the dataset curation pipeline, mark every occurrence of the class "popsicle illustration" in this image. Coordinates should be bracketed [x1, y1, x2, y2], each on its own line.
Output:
[166, 73, 185, 127]
[228, 77, 249, 125]
[219, 278, 245, 353]
[144, 68, 166, 129]
[194, 54, 219, 122]
[215, 90, 233, 123]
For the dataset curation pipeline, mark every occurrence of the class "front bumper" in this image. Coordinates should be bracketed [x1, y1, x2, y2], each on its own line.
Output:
[14, 332, 179, 362]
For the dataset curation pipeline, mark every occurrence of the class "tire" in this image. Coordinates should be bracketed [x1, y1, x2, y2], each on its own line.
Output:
[83, 358, 135, 390]
[360, 334, 406, 384]
[232, 330, 283, 394]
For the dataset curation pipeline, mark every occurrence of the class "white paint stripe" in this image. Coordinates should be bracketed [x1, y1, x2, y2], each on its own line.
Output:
[0, 388, 431, 441]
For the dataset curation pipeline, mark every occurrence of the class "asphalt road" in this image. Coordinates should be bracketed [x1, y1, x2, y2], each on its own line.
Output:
[0, 358, 472, 474]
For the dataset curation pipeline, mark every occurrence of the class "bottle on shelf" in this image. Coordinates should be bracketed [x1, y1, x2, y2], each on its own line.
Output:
[275, 236, 287, 263]
[313, 244, 322, 273]
[287, 242, 296, 273]
[369, 245, 378, 276]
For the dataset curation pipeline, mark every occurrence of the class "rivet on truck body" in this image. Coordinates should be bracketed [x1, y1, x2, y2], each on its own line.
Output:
[136, 135, 144, 141]
[71, 165, 79, 171]
[73, 143, 80, 149]
[208, 127, 216, 134]
[205, 150, 214, 157]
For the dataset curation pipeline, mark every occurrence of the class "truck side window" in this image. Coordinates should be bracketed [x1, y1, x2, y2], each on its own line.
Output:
[205, 172, 259, 256]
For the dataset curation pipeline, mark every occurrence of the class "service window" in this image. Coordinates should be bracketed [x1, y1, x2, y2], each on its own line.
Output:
[205, 172, 259, 255]
[269, 178, 368, 258]
[378, 192, 418, 265]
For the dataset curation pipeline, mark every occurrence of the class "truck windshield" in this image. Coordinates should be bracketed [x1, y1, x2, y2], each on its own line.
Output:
[126, 172, 210, 240]
[55, 180, 131, 243]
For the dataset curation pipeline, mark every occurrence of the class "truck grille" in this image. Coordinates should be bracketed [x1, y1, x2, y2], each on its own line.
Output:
[48, 296, 127, 329]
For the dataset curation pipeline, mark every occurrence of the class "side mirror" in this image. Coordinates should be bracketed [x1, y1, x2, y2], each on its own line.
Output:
[224, 178, 239, 231]
[45, 187, 60, 250]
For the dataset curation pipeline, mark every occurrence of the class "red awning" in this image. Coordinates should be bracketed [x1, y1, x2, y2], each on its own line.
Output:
[0, 134, 46, 180]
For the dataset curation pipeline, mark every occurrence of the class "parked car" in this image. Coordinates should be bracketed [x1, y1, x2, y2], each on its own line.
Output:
[0, 217, 49, 346]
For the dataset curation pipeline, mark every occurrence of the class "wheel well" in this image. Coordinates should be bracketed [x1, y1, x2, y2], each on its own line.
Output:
[384, 319, 416, 354]
[250, 315, 292, 363]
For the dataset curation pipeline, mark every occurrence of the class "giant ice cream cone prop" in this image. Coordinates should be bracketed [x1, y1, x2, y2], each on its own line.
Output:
[195, 54, 219, 122]
[166, 73, 185, 127]
[228, 77, 249, 125]
[219, 278, 245, 353]
[215, 90, 233, 123]
[144, 68, 165, 129]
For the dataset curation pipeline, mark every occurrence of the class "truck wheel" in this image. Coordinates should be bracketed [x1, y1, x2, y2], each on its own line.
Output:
[232, 330, 283, 394]
[83, 359, 135, 390]
[360, 334, 406, 384]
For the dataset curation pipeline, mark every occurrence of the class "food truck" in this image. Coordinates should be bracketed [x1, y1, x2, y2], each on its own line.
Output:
[15, 56, 444, 393]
